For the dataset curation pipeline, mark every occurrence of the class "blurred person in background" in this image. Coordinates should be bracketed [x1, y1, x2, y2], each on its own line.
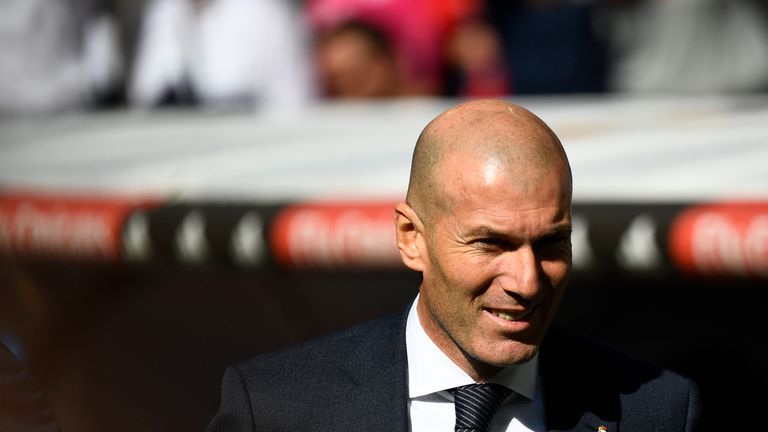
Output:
[0, 0, 123, 115]
[315, 16, 510, 99]
[601, 0, 768, 93]
[129, 0, 315, 109]
[443, 16, 511, 97]
[314, 21, 404, 98]
[308, 0, 509, 98]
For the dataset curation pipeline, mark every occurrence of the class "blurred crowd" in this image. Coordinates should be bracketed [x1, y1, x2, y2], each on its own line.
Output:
[2, 0, 768, 115]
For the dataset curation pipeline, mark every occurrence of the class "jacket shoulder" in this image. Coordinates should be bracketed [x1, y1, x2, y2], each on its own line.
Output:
[207, 313, 409, 431]
[542, 327, 702, 432]
[236, 313, 403, 379]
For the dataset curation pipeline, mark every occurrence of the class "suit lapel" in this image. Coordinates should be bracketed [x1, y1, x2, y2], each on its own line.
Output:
[326, 313, 410, 432]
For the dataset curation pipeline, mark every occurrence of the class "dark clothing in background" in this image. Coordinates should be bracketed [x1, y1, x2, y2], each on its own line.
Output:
[0, 343, 59, 432]
[487, 1, 608, 94]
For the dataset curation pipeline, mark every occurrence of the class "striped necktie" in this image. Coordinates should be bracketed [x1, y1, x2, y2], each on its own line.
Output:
[451, 383, 512, 432]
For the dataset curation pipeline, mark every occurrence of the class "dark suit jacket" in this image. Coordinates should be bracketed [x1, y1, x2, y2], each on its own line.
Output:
[206, 311, 702, 432]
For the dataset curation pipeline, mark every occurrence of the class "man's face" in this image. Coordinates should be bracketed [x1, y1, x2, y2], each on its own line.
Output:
[416, 155, 572, 376]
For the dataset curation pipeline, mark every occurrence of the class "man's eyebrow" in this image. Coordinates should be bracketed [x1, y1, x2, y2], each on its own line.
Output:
[546, 223, 573, 235]
[463, 226, 509, 239]
[463, 223, 572, 240]
[538, 224, 573, 241]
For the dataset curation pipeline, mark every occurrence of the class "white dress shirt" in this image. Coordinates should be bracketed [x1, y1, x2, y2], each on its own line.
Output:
[405, 295, 546, 432]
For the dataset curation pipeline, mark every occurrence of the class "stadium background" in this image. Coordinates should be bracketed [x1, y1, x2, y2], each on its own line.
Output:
[2, 1, 768, 431]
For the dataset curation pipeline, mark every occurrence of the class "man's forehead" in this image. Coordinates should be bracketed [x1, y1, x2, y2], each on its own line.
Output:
[460, 217, 573, 238]
[436, 156, 572, 225]
[439, 207, 572, 250]
[438, 150, 567, 193]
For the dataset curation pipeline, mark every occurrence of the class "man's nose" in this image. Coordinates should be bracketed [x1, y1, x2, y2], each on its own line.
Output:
[497, 245, 543, 304]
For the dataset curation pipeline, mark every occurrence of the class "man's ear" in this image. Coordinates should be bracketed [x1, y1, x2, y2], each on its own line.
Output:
[394, 202, 426, 272]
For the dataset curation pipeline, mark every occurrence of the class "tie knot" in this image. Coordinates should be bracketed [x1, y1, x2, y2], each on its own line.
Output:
[452, 383, 512, 432]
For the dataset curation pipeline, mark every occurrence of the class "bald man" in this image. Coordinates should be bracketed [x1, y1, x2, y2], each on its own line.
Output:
[207, 100, 702, 432]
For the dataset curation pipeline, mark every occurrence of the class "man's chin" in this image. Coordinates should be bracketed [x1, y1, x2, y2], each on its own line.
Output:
[479, 342, 539, 367]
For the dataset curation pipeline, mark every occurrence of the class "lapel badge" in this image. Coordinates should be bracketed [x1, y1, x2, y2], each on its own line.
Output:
[597, 426, 608, 432]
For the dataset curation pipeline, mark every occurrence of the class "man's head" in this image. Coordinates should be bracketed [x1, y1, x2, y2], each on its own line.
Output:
[395, 99, 572, 382]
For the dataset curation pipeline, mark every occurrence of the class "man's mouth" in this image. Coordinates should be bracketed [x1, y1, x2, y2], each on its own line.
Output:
[489, 308, 533, 321]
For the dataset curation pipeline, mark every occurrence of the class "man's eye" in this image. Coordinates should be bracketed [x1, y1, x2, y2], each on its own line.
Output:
[473, 238, 510, 250]
[537, 235, 570, 248]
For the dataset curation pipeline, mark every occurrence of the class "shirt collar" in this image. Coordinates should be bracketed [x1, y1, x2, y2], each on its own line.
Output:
[405, 294, 538, 400]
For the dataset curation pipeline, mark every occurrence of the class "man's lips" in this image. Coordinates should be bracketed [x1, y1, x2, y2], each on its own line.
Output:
[485, 307, 535, 321]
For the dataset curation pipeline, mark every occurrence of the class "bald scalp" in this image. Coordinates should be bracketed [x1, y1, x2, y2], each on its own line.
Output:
[406, 100, 571, 225]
